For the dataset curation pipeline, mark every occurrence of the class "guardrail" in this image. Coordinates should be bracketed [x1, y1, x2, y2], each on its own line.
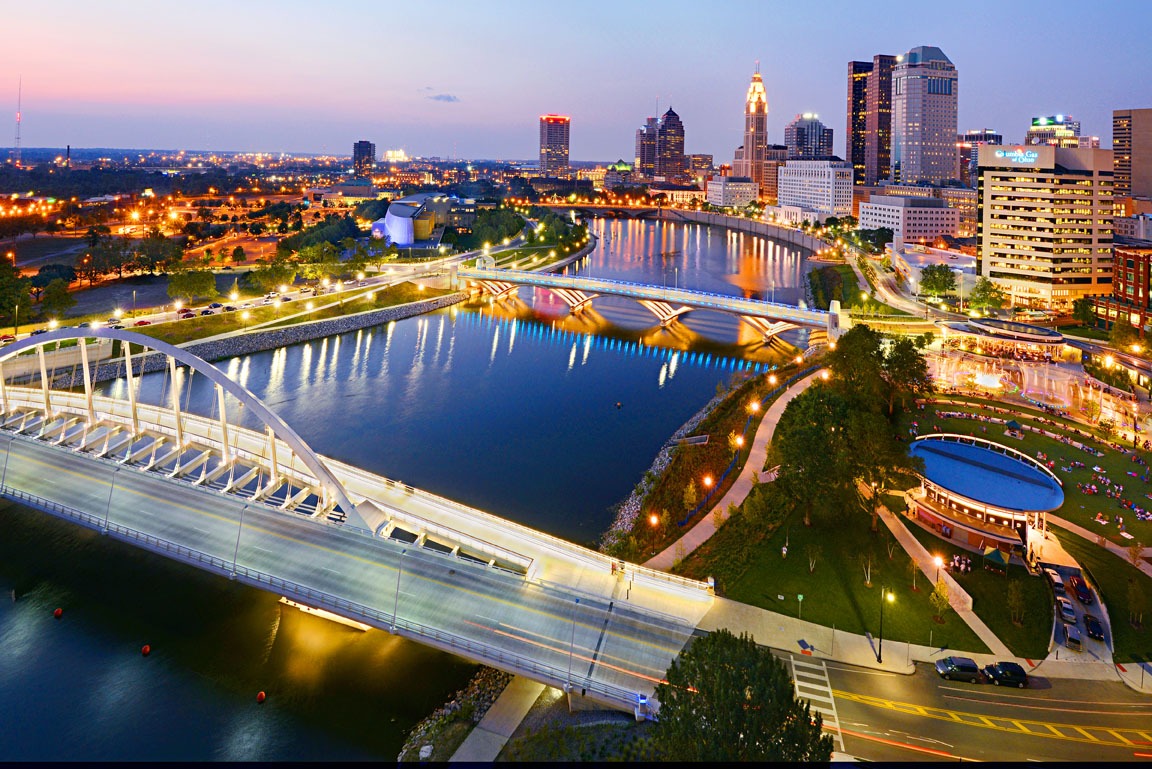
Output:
[0, 481, 656, 712]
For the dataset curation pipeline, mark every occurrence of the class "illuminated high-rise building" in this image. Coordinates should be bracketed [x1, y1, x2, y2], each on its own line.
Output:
[634, 116, 659, 177]
[846, 54, 897, 186]
[655, 107, 686, 179]
[784, 114, 833, 159]
[352, 140, 375, 177]
[1113, 108, 1152, 198]
[956, 128, 1002, 187]
[538, 115, 571, 177]
[1024, 115, 1085, 148]
[891, 46, 958, 184]
[733, 67, 769, 193]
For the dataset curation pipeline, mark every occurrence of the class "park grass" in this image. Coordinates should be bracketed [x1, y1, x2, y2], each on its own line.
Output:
[904, 521, 1053, 659]
[1052, 530, 1152, 664]
[901, 398, 1152, 549]
[262, 283, 451, 327]
[678, 505, 989, 654]
[1060, 325, 1110, 342]
[499, 722, 658, 762]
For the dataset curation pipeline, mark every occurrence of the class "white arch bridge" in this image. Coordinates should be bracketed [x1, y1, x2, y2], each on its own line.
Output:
[0, 329, 715, 714]
[457, 266, 845, 342]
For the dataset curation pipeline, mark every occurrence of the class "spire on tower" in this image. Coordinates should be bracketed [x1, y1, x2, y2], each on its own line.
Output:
[13, 76, 22, 169]
[755, 59, 760, 74]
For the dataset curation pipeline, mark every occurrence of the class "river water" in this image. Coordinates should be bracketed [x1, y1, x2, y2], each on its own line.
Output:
[0, 218, 809, 760]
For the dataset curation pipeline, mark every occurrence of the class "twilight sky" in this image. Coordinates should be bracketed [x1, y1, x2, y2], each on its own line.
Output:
[3, 0, 1151, 161]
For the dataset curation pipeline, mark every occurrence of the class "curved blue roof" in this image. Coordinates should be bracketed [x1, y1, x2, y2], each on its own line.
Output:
[909, 439, 1064, 513]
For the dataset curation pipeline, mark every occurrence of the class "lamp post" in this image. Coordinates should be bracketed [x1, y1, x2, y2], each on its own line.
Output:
[934, 556, 943, 584]
[877, 586, 894, 663]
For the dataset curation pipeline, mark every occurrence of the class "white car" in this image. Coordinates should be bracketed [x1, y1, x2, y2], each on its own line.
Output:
[1057, 597, 1076, 624]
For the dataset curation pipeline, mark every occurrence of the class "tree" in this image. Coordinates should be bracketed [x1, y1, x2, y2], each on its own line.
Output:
[30, 264, 77, 301]
[655, 629, 834, 762]
[167, 270, 219, 302]
[246, 263, 298, 294]
[231, 245, 246, 263]
[1072, 297, 1097, 327]
[826, 324, 886, 407]
[919, 264, 957, 297]
[0, 257, 31, 329]
[39, 279, 75, 319]
[967, 277, 1008, 311]
[1007, 579, 1025, 625]
[907, 553, 920, 591]
[882, 337, 933, 415]
[1110, 319, 1140, 351]
[930, 577, 951, 621]
[1129, 578, 1145, 628]
[805, 544, 821, 574]
[1129, 540, 1145, 569]
[683, 480, 699, 516]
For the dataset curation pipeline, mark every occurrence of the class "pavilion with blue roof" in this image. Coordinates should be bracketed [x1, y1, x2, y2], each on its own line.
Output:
[907, 434, 1064, 560]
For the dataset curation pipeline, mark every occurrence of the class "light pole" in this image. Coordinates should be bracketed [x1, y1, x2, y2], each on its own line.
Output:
[102, 466, 121, 533]
[132, 290, 137, 319]
[12, 301, 18, 337]
[877, 586, 894, 663]
[392, 548, 407, 632]
[567, 597, 580, 687]
[230, 504, 249, 577]
[934, 556, 943, 585]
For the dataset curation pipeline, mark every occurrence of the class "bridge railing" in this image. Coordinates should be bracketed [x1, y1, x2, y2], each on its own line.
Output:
[0, 482, 658, 712]
[459, 268, 826, 320]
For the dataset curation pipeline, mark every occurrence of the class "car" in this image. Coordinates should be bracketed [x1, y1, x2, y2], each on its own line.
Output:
[30, 328, 50, 335]
[982, 661, 1028, 688]
[264, 292, 278, 298]
[1057, 596, 1077, 624]
[133, 320, 151, 327]
[358, 280, 367, 286]
[281, 296, 292, 302]
[76, 321, 91, 328]
[208, 302, 224, 309]
[935, 656, 981, 682]
[1068, 575, 1094, 605]
[1064, 623, 1083, 651]
[343, 279, 355, 285]
[1084, 613, 1105, 641]
[223, 305, 237, 312]
[222, 265, 233, 270]
[105, 317, 120, 324]
[0, 334, 14, 342]
[179, 312, 195, 319]
[200, 309, 214, 316]
[108, 324, 125, 330]
[261, 298, 273, 306]
[1044, 568, 1066, 595]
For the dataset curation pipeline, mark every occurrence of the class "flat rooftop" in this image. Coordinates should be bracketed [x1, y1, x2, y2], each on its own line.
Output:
[909, 438, 1065, 513]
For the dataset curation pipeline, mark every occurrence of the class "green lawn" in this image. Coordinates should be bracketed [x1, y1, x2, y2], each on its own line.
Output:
[1052, 531, 1152, 663]
[1061, 325, 1110, 342]
[904, 399, 1152, 549]
[680, 506, 989, 654]
[905, 520, 1053, 659]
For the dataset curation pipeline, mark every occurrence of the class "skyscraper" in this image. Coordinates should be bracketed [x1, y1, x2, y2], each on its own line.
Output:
[656, 108, 686, 179]
[783, 114, 834, 159]
[733, 68, 769, 192]
[956, 129, 1002, 188]
[1024, 115, 1096, 148]
[352, 140, 376, 177]
[1113, 108, 1152, 198]
[635, 116, 659, 177]
[891, 46, 958, 184]
[846, 54, 897, 186]
[538, 115, 571, 177]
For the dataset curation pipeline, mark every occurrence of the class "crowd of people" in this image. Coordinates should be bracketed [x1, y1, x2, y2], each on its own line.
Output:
[942, 339, 1056, 363]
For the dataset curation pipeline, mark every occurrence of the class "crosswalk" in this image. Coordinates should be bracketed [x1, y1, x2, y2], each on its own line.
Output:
[791, 656, 845, 753]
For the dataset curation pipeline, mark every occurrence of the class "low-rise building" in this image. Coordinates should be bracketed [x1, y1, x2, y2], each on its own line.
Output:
[1092, 242, 1152, 334]
[649, 183, 706, 206]
[1114, 214, 1152, 240]
[706, 176, 758, 208]
[890, 242, 979, 298]
[859, 195, 959, 245]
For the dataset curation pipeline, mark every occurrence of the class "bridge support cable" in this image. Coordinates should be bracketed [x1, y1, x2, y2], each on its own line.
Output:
[122, 342, 140, 436]
[739, 316, 799, 341]
[168, 356, 185, 448]
[550, 288, 598, 313]
[636, 300, 693, 328]
[215, 383, 232, 466]
[79, 339, 96, 425]
[36, 345, 52, 419]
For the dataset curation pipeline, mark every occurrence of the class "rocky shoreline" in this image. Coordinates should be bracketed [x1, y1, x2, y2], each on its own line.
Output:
[599, 388, 728, 553]
[396, 666, 513, 762]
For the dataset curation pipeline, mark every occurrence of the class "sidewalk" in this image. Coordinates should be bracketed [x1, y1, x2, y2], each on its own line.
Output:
[1048, 514, 1152, 579]
[877, 505, 1013, 657]
[449, 676, 545, 763]
[643, 371, 821, 570]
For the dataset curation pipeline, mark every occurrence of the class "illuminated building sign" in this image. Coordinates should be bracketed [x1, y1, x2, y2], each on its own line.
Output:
[994, 148, 1040, 164]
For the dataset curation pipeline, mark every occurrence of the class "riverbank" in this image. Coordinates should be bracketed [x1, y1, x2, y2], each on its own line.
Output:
[396, 667, 513, 762]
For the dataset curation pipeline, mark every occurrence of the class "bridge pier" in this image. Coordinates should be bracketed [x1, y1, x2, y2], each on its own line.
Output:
[636, 300, 693, 327]
[550, 287, 598, 313]
[740, 316, 799, 342]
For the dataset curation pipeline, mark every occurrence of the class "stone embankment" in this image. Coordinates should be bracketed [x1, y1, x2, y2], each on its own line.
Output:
[397, 667, 513, 762]
[55, 293, 466, 387]
[601, 388, 727, 552]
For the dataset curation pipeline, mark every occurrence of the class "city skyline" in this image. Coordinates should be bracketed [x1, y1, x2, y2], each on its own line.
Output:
[3, 0, 1152, 161]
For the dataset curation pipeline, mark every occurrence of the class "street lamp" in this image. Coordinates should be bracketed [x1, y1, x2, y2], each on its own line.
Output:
[877, 587, 895, 663]
[933, 556, 944, 584]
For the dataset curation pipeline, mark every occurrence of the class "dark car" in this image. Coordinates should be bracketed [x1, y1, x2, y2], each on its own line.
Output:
[281, 296, 292, 302]
[208, 302, 223, 309]
[30, 328, 50, 335]
[76, 321, 91, 328]
[108, 324, 125, 330]
[1084, 613, 1105, 641]
[200, 309, 215, 316]
[1068, 575, 1094, 605]
[935, 656, 981, 682]
[982, 661, 1028, 688]
[223, 305, 237, 312]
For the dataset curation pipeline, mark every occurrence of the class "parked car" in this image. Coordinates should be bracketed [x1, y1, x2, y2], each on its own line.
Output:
[1044, 568, 1066, 595]
[1068, 575, 1094, 605]
[261, 298, 273, 306]
[0, 334, 14, 342]
[76, 321, 91, 328]
[199, 309, 214, 316]
[223, 305, 237, 312]
[935, 656, 981, 682]
[1084, 613, 1105, 641]
[281, 296, 292, 302]
[982, 661, 1028, 688]
[208, 302, 224, 309]
[108, 324, 125, 330]
[1057, 597, 1077, 624]
[358, 280, 367, 286]
[105, 317, 120, 324]
[133, 320, 151, 327]
[1064, 623, 1083, 651]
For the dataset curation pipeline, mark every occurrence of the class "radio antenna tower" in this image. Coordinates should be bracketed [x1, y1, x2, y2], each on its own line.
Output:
[13, 77, 22, 168]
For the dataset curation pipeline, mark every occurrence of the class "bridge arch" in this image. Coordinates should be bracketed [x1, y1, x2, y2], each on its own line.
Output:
[0, 327, 359, 518]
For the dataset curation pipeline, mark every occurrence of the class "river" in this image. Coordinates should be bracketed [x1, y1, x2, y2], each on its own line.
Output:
[0, 217, 809, 760]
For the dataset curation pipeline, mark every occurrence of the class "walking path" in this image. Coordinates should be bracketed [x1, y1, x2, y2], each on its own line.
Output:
[1049, 514, 1152, 579]
[643, 371, 822, 570]
[449, 676, 545, 763]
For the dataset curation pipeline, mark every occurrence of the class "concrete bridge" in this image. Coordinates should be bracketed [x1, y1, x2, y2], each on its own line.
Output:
[457, 266, 845, 342]
[0, 329, 716, 715]
[536, 202, 661, 219]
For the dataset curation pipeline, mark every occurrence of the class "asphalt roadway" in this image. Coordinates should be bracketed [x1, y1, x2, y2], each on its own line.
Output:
[2, 435, 693, 707]
[816, 656, 1152, 761]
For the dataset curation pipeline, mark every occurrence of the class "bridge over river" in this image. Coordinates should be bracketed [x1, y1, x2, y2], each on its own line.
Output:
[0, 329, 716, 715]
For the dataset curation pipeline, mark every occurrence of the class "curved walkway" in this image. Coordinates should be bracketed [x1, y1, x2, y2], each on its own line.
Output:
[1049, 514, 1152, 579]
[643, 371, 822, 570]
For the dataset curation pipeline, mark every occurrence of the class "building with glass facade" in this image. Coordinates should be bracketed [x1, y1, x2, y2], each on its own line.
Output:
[891, 46, 958, 185]
[538, 115, 571, 177]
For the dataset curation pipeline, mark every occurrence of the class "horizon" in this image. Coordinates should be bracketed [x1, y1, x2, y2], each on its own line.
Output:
[3, 0, 1152, 161]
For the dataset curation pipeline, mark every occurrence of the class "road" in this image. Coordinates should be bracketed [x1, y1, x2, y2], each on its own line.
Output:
[1, 435, 693, 706]
[816, 657, 1152, 761]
